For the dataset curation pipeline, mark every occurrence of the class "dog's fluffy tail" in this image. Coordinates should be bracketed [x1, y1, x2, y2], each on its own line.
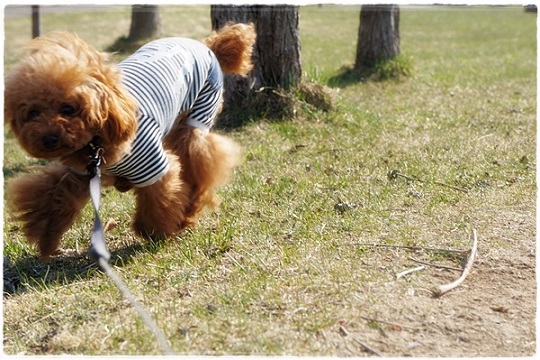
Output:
[204, 22, 256, 76]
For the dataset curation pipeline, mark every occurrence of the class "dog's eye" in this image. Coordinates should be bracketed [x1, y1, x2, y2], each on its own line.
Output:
[59, 104, 78, 117]
[27, 108, 41, 120]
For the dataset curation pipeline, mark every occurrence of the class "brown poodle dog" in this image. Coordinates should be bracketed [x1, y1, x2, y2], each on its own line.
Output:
[5, 23, 256, 259]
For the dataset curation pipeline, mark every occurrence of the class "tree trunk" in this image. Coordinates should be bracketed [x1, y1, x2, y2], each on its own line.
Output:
[210, 5, 301, 115]
[128, 5, 161, 41]
[31, 5, 40, 38]
[355, 5, 400, 69]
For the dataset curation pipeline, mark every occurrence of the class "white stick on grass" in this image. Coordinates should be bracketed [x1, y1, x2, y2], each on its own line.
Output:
[396, 265, 425, 280]
[432, 229, 478, 296]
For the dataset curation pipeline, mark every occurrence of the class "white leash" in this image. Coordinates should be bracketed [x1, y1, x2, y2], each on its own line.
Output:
[86, 140, 174, 355]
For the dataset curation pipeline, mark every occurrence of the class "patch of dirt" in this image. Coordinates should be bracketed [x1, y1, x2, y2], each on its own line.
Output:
[328, 231, 536, 357]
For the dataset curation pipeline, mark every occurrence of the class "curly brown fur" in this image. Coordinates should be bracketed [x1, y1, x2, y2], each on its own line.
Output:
[132, 151, 192, 239]
[7, 163, 91, 259]
[4, 32, 138, 171]
[164, 119, 242, 222]
[204, 22, 256, 76]
[4, 25, 254, 258]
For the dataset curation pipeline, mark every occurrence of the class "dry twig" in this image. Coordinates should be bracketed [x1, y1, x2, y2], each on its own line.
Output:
[354, 243, 468, 254]
[388, 169, 468, 193]
[359, 315, 407, 331]
[408, 257, 463, 272]
[104, 218, 118, 232]
[396, 265, 426, 279]
[432, 229, 478, 296]
[339, 325, 381, 356]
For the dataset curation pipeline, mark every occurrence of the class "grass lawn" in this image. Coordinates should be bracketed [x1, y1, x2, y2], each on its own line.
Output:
[3, 5, 536, 356]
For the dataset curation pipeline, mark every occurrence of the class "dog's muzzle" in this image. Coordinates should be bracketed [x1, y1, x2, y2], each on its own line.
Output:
[42, 134, 59, 150]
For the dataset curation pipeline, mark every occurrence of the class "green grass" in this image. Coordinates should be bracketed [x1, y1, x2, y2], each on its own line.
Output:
[3, 5, 536, 356]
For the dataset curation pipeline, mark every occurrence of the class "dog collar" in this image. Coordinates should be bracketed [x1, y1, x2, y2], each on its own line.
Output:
[85, 137, 104, 178]
[65, 136, 104, 177]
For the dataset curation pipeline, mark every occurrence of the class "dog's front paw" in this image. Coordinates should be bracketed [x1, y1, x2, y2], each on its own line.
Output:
[7, 163, 91, 259]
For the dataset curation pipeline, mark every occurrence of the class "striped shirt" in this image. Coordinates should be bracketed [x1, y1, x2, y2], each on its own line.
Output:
[104, 37, 223, 187]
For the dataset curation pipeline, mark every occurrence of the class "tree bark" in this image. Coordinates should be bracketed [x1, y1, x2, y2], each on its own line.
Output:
[210, 5, 301, 113]
[31, 5, 40, 38]
[128, 5, 161, 41]
[355, 5, 400, 69]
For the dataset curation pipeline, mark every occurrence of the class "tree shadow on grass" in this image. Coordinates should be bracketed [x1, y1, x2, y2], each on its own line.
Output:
[327, 65, 376, 88]
[106, 36, 154, 56]
[215, 81, 338, 129]
[3, 239, 164, 298]
[328, 56, 414, 88]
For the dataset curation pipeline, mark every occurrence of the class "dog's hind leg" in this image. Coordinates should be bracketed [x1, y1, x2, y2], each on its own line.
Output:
[164, 125, 242, 224]
[7, 163, 91, 259]
[132, 151, 192, 240]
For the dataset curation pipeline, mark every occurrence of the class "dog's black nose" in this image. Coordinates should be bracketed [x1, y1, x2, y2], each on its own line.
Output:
[42, 135, 59, 150]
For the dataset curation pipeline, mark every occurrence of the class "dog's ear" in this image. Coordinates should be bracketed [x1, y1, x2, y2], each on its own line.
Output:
[87, 63, 138, 146]
[102, 85, 138, 145]
[78, 78, 138, 145]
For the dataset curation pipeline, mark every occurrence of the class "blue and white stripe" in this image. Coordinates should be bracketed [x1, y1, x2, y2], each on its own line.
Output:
[104, 37, 223, 187]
